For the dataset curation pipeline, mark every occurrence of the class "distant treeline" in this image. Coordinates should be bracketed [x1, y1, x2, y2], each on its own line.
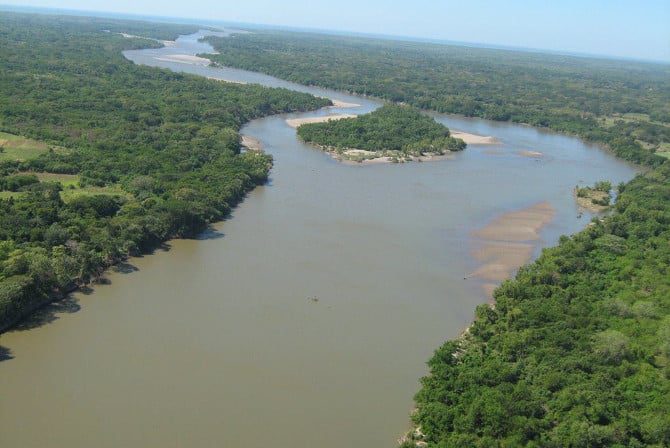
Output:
[203, 30, 670, 446]
[0, 13, 328, 330]
[203, 31, 670, 166]
[297, 105, 465, 155]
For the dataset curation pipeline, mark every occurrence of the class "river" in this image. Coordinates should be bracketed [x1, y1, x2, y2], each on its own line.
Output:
[0, 30, 638, 448]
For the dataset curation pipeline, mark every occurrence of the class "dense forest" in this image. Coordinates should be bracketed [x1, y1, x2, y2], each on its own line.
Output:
[203, 31, 670, 166]
[202, 30, 670, 446]
[296, 105, 465, 162]
[0, 13, 329, 331]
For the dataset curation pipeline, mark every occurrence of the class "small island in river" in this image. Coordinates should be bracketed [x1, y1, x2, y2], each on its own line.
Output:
[575, 180, 612, 212]
[296, 104, 466, 163]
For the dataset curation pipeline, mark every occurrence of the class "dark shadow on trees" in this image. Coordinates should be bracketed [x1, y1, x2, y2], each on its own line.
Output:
[113, 262, 140, 274]
[11, 295, 81, 332]
[0, 345, 14, 362]
[197, 228, 225, 240]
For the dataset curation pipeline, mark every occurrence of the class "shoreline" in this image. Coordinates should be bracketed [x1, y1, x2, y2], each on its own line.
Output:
[327, 99, 361, 108]
[207, 76, 247, 84]
[336, 149, 455, 165]
[301, 141, 458, 165]
[574, 188, 610, 213]
[241, 135, 263, 152]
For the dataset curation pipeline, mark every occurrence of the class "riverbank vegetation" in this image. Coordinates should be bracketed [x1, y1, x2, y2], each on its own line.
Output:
[0, 13, 329, 331]
[409, 163, 670, 447]
[202, 29, 670, 446]
[296, 105, 465, 162]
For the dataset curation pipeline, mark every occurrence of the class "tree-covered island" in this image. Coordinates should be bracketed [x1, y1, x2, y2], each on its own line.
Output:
[296, 105, 466, 163]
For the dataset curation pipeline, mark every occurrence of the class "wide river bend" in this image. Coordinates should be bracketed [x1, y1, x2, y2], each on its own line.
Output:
[0, 31, 637, 448]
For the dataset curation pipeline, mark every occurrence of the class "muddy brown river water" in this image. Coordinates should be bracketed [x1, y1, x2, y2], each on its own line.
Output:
[0, 30, 638, 448]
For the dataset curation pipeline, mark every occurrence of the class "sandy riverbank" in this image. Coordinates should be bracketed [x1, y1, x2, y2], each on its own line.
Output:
[336, 151, 455, 165]
[469, 201, 555, 298]
[241, 135, 263, 152]
[155, 54, 211, 65]
[329, 99, 362, 108]
[207, 76, 247, 84]
[451, 131, 498, 145]
[286, 114, 356, 128]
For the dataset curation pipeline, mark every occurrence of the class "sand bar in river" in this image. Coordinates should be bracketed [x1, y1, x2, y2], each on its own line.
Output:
[155, 54, 212, 65]
[286, 114, 356, 128]
[470, 201, 555, 297]
[328, 99, 362, 108]
[451, 131, 499, 145]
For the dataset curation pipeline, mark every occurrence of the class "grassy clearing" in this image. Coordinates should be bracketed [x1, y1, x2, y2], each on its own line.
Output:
[0, 170, 131, 203]
[0, 131, 69, 162]
[31, 172, 80, 187]
[0, 191, 24, 200]
[59, 184, 132, 203]
[634, 140, 670, 158]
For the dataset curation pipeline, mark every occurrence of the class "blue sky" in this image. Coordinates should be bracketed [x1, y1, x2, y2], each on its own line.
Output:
[3, 0, 669, 62]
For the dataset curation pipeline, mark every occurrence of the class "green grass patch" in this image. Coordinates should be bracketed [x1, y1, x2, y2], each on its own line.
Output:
[0, 191, 25, 200]
[657, 142, 670, 159]
[0, 131, 69, 162]
[60, 184, 132, 203]
[31, 172, 80, 187]
[0, 171, 130, 202]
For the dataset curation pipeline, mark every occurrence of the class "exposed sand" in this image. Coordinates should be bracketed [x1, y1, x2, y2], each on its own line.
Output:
[286, 114, 356, 128]
[116, 33, 175, 48]
[469, 201, 555, 298]
[207, 76, 247, 85]
[329, 99, 362, 108]
[241, 135, 262, 152]
[451, 131, 499, 145]
[154, 54, 211, 66]
[518, 150, 543, 158]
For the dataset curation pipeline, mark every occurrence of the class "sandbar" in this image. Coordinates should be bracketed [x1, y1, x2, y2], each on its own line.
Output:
[451, 131, 499, 145]
[286, 114, 356, 128]
[469, 201, 555, 298]
[154, 54, 211, 65]
[207, 76, 247, 85]
[329, 99, 362, 108]
[518, 150, 543, 158]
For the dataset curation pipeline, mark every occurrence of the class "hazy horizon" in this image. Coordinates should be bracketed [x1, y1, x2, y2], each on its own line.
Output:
[1, 1, 669, 63]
